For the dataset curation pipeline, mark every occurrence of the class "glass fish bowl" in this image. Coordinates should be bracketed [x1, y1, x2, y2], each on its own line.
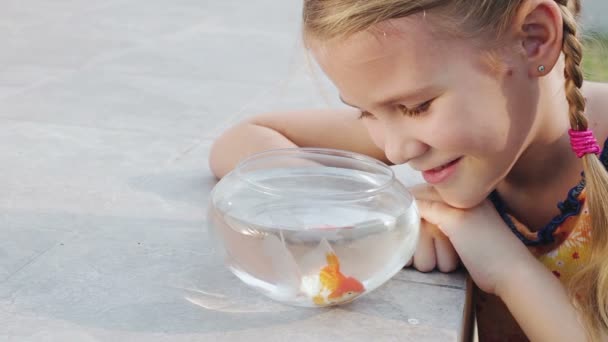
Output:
[208, 148, 420, 307]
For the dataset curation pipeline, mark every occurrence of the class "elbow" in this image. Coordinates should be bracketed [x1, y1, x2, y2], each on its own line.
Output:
[208, 120, 254, 179]
[208, 137, 229, 180]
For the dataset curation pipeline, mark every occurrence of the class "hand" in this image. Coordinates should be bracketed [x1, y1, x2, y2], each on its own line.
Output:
[410, 184, 535, 295]
[405, 219, 461, 273]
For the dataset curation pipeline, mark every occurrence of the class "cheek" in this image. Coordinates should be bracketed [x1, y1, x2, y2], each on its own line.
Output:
[440, 73, 538, 156]
[363, 121, 386, 151]
[502, 77, 540, 131]
[426, 94, 512, 154]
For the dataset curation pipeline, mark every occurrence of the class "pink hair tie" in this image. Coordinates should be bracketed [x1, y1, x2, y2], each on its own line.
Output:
[569, 129, 601, 158]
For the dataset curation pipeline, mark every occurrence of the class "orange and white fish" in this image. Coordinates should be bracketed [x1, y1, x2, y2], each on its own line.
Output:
[300, 252, 365, 306]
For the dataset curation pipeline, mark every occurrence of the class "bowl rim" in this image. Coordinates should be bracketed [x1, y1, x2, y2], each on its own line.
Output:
[232, 147, 399, 199]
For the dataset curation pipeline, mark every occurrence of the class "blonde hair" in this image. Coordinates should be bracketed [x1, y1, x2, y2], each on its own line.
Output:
[302, 0, 608, 340]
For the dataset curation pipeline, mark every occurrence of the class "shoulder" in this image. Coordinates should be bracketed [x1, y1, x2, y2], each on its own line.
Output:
[582, 81, 608, 145]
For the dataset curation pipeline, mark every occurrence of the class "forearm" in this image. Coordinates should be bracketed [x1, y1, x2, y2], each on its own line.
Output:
[209, 123, 298, 178]
[498, 257, 588, 341]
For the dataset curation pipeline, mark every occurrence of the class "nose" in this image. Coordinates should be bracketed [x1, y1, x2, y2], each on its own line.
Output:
[383, 128, 429, 165]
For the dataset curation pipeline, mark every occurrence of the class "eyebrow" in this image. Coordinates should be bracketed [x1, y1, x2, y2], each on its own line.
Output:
[340, 85, 439, 109]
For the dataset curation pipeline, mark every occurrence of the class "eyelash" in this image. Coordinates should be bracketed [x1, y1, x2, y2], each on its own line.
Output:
[358, 111, 375, 120]
[358, 99, 434, 120]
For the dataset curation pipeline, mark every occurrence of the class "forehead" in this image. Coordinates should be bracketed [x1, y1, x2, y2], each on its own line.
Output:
[311, 18, 475, 103]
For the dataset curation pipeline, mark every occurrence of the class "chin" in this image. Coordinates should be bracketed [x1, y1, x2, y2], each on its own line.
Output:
[436, 187, 488, 210]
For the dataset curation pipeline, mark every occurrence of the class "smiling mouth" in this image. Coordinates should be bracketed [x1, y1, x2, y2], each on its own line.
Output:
[426, 158, 461, 172]
[421, 157, 462, 185]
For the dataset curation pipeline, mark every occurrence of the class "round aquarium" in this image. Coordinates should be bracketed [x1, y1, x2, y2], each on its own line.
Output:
[208, 148, 420, 307]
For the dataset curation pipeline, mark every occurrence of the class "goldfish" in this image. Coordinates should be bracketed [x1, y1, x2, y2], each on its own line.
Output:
[300, 252, 365, 306]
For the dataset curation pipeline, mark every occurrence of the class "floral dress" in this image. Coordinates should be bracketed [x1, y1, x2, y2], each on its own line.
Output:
[474, 142, 606, 341]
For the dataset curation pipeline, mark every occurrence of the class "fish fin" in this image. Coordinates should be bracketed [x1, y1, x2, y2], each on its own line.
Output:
[261, 233, 301, 294]
[313, 295, 326, 306]
[325, 252, 340, 269]
[319, 266, 339, 291]
[298, 238, 334, 275]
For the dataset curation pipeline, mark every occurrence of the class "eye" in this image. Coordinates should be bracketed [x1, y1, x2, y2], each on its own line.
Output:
[358, 110, 376, 120]
[399, 99, 434, 118]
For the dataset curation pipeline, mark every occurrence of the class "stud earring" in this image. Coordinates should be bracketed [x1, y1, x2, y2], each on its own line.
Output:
[538, 65, 546, 73]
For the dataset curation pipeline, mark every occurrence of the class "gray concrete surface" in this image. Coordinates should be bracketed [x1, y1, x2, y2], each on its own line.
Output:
[18, 1, 602, 341]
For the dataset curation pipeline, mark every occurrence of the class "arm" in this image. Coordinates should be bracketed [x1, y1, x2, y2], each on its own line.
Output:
[498, 255, 588, 341]
[209, 109, 388, 178]
[413, 193, 590, 340]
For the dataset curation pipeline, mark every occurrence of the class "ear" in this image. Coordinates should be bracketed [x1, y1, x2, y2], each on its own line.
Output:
[513, 0, 564, 78]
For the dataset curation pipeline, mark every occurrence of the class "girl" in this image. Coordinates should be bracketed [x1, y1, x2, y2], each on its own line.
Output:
[210, 0, 608, 340]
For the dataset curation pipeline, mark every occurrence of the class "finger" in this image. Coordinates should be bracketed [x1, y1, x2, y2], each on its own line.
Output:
[422, 222, 459, 273]
[413, 220, 437, 272]
[405, 257, 413, 267]
[433, 231, 460, 273]
[415, 199, 462, 237]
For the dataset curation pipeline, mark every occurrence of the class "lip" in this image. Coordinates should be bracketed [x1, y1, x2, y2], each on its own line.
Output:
[421, 158, 462, 184]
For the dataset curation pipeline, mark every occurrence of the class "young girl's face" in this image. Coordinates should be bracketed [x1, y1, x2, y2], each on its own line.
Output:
[311, 17, 541, 208]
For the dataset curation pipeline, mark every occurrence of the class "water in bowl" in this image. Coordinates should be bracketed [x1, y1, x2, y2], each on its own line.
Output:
[210, 167, 419, 307]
